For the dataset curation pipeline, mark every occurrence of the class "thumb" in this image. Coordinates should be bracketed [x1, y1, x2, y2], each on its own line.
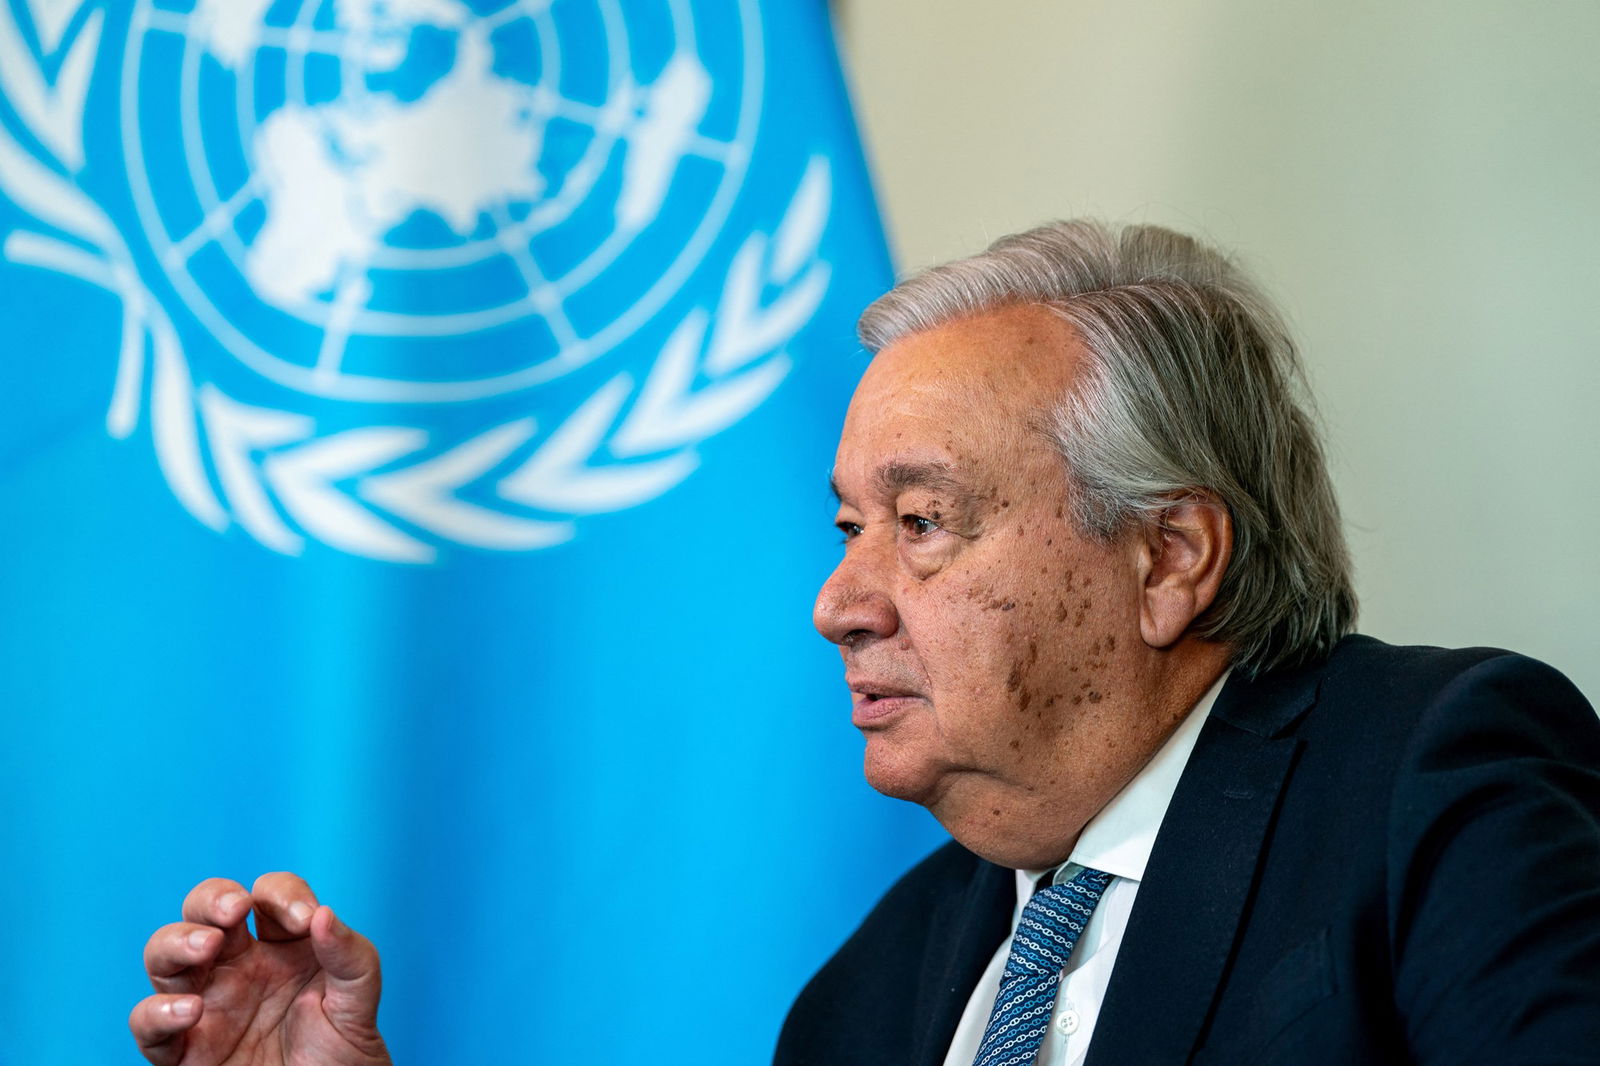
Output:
[309, 905, 384, 1034]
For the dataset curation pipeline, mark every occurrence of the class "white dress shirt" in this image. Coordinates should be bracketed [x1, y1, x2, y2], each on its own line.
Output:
[941, 672, 1228, 1066]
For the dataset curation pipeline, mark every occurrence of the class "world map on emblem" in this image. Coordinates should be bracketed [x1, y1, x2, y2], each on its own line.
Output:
[123, 0, 761, 403]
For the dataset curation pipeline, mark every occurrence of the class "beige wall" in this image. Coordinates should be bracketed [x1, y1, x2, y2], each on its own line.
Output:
[838, 0, 1599, 699]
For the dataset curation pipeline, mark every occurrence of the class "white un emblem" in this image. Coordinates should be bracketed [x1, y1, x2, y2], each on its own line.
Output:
[0, 0, 832, 562]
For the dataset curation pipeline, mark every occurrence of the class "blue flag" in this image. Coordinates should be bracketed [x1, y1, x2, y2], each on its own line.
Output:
[0, 1, 943, 1062]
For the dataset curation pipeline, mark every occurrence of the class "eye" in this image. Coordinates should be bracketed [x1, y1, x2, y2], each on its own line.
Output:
[836, 520, 863, 542]
[900, 514, 941, 538]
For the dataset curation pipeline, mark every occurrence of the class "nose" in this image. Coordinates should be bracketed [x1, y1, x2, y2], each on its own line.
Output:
[814, 549, 899, 647]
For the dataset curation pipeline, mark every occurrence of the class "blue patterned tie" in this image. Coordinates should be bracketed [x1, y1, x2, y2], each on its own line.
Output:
[972, 866, 1113, 1066]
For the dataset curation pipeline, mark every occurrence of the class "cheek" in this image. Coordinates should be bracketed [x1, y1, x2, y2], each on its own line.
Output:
[907, 576, 1038, 704]
[977, 573, 1120, 722]
[901, 538, 1122, 716]
[1010, 577, 1134, 729]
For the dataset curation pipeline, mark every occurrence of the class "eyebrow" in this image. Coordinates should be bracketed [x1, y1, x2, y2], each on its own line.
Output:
[830, 460, 983, 512]
[873, 460, 965, 499]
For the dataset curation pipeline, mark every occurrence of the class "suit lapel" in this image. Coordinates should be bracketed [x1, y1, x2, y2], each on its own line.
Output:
[1086, 661, 1323, 1066]
[913, 855, 1014, 1066]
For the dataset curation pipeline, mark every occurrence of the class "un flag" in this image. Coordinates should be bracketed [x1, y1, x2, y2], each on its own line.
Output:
[0, 1, 943, 1062]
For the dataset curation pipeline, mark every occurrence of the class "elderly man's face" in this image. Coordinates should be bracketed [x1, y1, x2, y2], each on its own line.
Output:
[816, 304, 1177, 868]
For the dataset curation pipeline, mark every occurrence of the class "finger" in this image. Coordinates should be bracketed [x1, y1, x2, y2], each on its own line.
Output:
[310, 905, 384, 1033]
[180, 877, 253, 961]
[129, 993, 202, 1066]
[144, 922, 225, 994]
[250, 871, 320, 942]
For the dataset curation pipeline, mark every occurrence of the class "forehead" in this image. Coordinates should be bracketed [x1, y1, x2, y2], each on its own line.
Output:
[836, 304, 1084, 485]
[858, 303, 1081, 403]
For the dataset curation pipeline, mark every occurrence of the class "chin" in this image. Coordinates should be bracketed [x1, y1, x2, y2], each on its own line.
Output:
[860, 739, 943, 807]
[952, 834, 1076, 872]
[926, 782, 1081, 871]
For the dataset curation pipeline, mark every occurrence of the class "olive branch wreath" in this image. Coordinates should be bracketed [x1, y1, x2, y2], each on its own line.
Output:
[0, 0, 832, 563]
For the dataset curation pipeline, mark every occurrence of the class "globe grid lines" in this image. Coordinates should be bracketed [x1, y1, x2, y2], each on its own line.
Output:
[120, 0, 763, 403]
[165, 176, 261, 265]
[155, 0, 718, 298]
[312, 261, 372, 380]
[489, 201, 582, 354]
[155, 0, 641, 283]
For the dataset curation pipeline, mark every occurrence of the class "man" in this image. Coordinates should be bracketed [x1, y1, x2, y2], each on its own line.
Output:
[776, 220, 1600, 1064]
[130, 221, 1600, 1066]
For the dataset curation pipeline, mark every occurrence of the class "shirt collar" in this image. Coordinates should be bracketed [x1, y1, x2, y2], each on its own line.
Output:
[1016, 669, 1229, 900]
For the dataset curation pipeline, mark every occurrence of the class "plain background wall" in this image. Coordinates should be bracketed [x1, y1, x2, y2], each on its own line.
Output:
[836, 0, 1598, 700]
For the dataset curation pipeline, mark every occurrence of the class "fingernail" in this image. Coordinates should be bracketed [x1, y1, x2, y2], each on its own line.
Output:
[187, 929, 212, 951]
[329, 911, 349, 937]
[289, 901, 313, 925]
[218, 892, 246, 915]
[171, 998, 196, 1019]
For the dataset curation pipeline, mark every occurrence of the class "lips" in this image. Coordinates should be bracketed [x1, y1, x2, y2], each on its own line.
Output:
[846, 674, 925, 727]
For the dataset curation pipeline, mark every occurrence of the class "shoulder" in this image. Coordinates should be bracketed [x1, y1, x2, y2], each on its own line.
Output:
[792, 838, 1001, 981]
[1246, 635, 1600, 840]
[799, 839, 995, 963]
[1321, 633, 1589, 705]
[773, 841, 1010, 1066]
[1279, 633, 1600, 865]
[1304, 635, 1598, 760]
[1166, 639, 1600, 1062]
[863, 838, 995, 917]
[1340, 640, 1600, 1059]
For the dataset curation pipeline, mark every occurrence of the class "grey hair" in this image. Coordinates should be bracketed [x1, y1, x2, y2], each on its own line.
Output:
[858, 219, 1356, 675]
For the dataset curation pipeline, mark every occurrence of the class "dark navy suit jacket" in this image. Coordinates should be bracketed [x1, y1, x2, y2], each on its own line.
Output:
[775, 636, 1600, 1065]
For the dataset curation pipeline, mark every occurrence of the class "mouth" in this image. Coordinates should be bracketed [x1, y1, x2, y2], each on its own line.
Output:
[847, 678, 924, 727]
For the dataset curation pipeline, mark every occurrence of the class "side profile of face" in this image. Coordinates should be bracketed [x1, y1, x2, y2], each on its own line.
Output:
[815, 304, 1224, 869]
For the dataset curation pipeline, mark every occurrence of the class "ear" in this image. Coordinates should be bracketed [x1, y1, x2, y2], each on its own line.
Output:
[1135, 496, 1233, 650]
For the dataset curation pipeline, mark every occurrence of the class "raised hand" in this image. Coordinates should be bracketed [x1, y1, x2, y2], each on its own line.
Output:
[129, 873, 392, 1066]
